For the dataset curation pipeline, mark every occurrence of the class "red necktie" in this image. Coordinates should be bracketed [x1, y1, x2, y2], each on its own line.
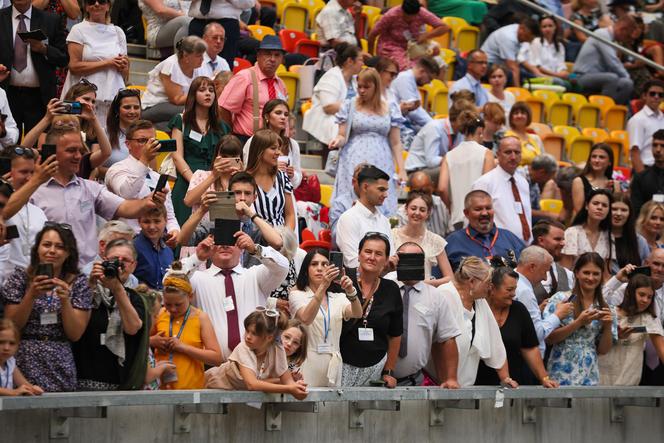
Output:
[14, 14, 28, 72]
[221, 269, 241, 351]
[266, 78, 277, 100]
[509, 176, 531, 242]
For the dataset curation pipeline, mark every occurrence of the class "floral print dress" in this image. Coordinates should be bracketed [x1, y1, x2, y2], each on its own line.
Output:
[543, 291, 618, 386]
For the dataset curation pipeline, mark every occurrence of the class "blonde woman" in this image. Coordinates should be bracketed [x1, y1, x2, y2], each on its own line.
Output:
[637, 201, 664, 251]
[329, 68, 407, 221]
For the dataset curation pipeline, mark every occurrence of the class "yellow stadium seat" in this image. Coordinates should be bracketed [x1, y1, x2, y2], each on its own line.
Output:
[610, 130, 630, 163]
[282, 4, 308, 32]
[530, 123, 565, 160]
[431, 89, 449, 116]
[525, 97, 545, 123]
[369, 13, 382, 32]
[308, 6, 323, 29]
[386, 0, 402, 6]
[549, 100, 572, 126]
[277, 71, 299, 110]
[533, 89, 559, 112]
[248, 25, 276, 41]
[426, 24, 451, 49]
[442, 16, 469, 35]
[277, 64, 287, 73]
[320, 184, 333, 207]
[582, 128, 609, 144]
[506, 87, 531, 102]
[439, 48, 456, 81]
[300, 99, 312, 115]
[360, 38, 368, 53]
[589, 95, 628, 130]
[455, 24, 480, 52]
[562, 93, 600, 128]
[155, 130, 170, 140]
[276, 0, 296, 18]
[362, 5, 382, 29]
[553, 125, 594, 164]
[540, 199, 563, 215]
[433, 114, 447, 119]
[127, 84, 146, 97]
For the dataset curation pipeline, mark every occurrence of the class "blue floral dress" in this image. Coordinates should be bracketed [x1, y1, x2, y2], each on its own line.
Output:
[543, 291, 618, 386]
[330, 99, 405, 224]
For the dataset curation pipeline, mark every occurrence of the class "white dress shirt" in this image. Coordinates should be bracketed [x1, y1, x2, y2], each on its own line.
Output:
[188, 0, 255, 20]
[0, 88, 19, 146]
[514, 271, 561, 356]
[472, 165, 532, 243]
[193, 51, 231, 79]
[541, 263, 574, 295]
[336, 200, 395, 268]
[405, 118, 461, 171]
[104, 154, 180, 234]
[390, 69, 432, 131]
[0, 203, 47, 284]
[627, 105, 664, 167]
[10, 6, 39, 87]
[181, 247, 289, 359]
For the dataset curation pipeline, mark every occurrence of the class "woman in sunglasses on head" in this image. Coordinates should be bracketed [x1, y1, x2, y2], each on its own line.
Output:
[1, 223, 93, 392]
[63, 0, 128, 128]
[103, 88, 143, 176]
[205, 307, 308, 400]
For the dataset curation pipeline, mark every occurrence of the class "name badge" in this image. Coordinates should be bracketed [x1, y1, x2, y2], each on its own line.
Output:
[358, 327, 374, 342]
[100, 333, 106, 346]
[514, 202, 524, 214]
[317, 343, 333, 353]
[223, 296, 235, 312]
[189, 130, 203, 142]
[40, 311, 58, 325]
[654, 194, 664, 203]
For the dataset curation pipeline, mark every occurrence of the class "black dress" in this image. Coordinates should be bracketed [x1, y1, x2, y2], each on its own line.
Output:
[475, 300, 539, 385]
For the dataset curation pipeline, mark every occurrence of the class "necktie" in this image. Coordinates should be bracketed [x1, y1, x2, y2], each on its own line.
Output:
[199, 0, 211, 16]
[645, 339, 660, 370]
[210, 60, 217, 72]
[266, 78, 277, 100]
[14, 14, 28, 73]
[399, 286, 413, 358]
[221, 269, 241, 351]
[509, 176, 531, 242]
[549, 267, 558, 296]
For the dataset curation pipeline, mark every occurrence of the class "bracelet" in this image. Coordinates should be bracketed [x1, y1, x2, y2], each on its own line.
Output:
[542, 376, 550, 382]
[250, 214, 260, 222]
[346, 289, 358, 301]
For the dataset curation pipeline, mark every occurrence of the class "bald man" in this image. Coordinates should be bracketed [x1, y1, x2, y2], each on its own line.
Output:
[397, 171, 450, 237]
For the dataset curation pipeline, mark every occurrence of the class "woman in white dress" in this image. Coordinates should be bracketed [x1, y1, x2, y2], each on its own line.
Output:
[289, 249, 362, 387]
[63, 0, 128, 130]
[438, 110, 495, 230]
[486, 64, 516, 114]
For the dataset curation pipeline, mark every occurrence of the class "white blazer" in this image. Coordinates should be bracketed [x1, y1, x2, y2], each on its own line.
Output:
[303, 66, 354, 145]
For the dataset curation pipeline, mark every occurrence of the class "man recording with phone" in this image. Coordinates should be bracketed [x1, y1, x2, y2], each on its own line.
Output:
[105, 119, 180, 247]
[73, 238, 149, 391]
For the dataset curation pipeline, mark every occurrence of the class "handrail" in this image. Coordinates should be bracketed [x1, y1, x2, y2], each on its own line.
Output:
[513, 0, 664, 72]
[2, 386, 664, 412]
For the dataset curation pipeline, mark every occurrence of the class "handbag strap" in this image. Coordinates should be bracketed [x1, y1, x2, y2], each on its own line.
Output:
[346, 97, 356, 140]
[250, 68, 260, 133]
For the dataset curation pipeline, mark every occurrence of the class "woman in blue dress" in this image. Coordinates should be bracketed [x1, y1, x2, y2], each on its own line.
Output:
[328, 68, 407, 225]
[543, 252, 617, 386]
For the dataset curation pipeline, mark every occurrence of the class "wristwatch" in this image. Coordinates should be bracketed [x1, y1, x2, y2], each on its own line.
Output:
[250, 213, 260, 222]
[381, 369, 393, 377]
[251, 244, 263, 257]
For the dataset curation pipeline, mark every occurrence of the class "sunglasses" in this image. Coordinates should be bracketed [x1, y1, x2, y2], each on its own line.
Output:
[10, 146, 36, 159]
[78, 78, 98, 91]
[648, 91, 664, 98]
[86, 0, 109, 4]
[363, 231, 390, 242]
[117, 88, 141, 99]
[44, 221, 73, 231]
[255, 306, 279, 318]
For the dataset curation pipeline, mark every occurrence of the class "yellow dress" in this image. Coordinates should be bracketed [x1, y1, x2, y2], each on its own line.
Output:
[505, 130, 543, 166]
[155, 307, 205, 389]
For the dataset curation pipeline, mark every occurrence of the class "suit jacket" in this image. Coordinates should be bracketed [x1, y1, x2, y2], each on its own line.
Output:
[0, 6, 68, 102]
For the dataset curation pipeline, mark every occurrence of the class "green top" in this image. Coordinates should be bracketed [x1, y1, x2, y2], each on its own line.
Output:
[167, 113, 229, 172]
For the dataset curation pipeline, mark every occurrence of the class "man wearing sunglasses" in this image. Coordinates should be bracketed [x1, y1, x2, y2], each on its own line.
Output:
[628, 79, 664, 174]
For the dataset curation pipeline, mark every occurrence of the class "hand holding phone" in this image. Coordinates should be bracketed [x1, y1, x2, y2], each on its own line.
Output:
[154, 174, 169, 194]
[40, 144, 56, 163]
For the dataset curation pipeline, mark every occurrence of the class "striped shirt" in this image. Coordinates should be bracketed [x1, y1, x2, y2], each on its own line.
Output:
[253, 171, 293, 227]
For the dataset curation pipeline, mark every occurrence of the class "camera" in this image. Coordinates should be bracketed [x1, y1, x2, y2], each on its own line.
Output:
[102, 258, 122, 278]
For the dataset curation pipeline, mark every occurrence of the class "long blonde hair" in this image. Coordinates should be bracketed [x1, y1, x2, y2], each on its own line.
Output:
[357, 68, 386, 114]
[636, 201, 664, 239]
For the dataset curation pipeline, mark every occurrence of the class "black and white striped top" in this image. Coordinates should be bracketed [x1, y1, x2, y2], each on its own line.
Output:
[253, 171, 293, 227]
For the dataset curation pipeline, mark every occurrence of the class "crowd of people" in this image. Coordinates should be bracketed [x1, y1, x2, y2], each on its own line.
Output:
[1, 0, 664, 398]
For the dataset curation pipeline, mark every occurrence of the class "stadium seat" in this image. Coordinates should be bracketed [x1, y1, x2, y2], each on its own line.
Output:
[248, 25, 276, 41]
[282, 3, 308, 32]
[300, 99, 312, 115]
[525, 97, 545, 123]
[279, 29, 307, 52]
[295, 39, 320, 58]
[426, 24, 451, 49]
[233, 58, 252, 73]
[540, 199, 563, 215]
[320, 184, 333, 207]
[548, 100, 572, 126]
[386, 0, 402, 6]
[562, 93, 601, 128]
[506, 87, 531, 102]
[421, 79, 446, 111]
[610, 130, 631, 164]
[553, 125, 593, 164]
[126, 85, 146, 97]
[582, 127, 609, 144]
[369, 13, 382, 32]
[430, 89, 449, 116]
[442, 16, 469, 35]
[276, 0, 297, 18]
[455, 25, 480, 52]
[362, 5, 382, 30]
[277, 71, 299, 110]
[530, 123, 565, 160]
[589, 95, 629, 131]
[297, 0, 324, 29]
[439, 48, 456, 81]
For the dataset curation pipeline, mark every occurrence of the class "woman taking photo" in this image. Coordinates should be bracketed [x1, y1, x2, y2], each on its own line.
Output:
[2, 224, 93, 392]
[438, 110, 495, 230]
[329, 68, 406, 220]
[599, 273, 664, 385]
[636, 201, 664, 251]
[504, 102, 543, 166]
[561, 188, 614, 273]
[571, 143, 620, 217]
[544, 252, 616, 386]
[475, 267, 558, 387]
[340, 233, 403, 387]
[440, 257, 516, 387]
[611, 192, 649, 274]
[487, 64, 516, 114]
[246, 129, 296, 230]
[105, 88, 143, 173]
[64, 0, 128, 129]
[170, 75, 226, 225]
[480, 102, 506, 151]
[142, 36, 207, 129]
[289, 249, 363, 387]
[392, 192, 454, 286]
[303, 43, 363, 148]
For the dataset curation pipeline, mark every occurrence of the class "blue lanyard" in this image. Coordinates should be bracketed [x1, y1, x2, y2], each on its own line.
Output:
[319, 294, 330, 343]
[2, 363, 10, 389]
[168, 306, 192, 361]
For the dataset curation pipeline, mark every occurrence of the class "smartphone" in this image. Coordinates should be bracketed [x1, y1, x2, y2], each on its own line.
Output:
[214, 218, 241, 246]
[157, 139, 177, 152]
[41, 144, 56, 163]
[36, 263, 54, 278]
[5, 225, 19, 240]
[0, 156, 11, 175]
[396, 252, 425, 282]
[61, 101, 82, 115]
[278, 155, 290, 165]
[329, 251, 344, 281]
[209, 191, 238, 220]
[628, 266, 652, 278]
[230, 157, 243, 168]
[154, 174, 169, 194]
[631, 326, 647, 333]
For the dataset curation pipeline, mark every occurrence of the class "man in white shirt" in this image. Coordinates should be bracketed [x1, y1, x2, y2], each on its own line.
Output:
[531, 219, 574, 304]
[182, 230, 290, 359]
[514, 246, 573, 356]
[194, 22, 230, 79]
[105, 119, 180, 246]
[472, 136, 532, 243]
[627, 79, 664, 174]
[448, 49, 489, 108]
[0, 88, 18, 147]
[336, 165, 395, 268]
[315, 0, 361, 48]
[391, 242, 460, 388]
[390, 57, 440, 132]
[480, 18, 538, 87]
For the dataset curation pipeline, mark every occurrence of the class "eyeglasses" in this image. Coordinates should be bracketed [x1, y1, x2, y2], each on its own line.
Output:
[648, 91, 664, 98]
[44, 221, 73, 231]
[385, 70, 398, 79]
[127, 138, 149, 145]
[77, 78, 98, 91]
[10, 146, 36, 159]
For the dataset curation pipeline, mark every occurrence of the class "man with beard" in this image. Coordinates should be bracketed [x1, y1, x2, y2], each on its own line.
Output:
[444, 190, 525, 271]
[531, 219, 574, 305]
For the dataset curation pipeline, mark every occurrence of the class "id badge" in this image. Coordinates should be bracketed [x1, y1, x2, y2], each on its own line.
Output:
[40, 311, 58, 325]
[189, 130, 203, 142]
[514, 202, 524, 214]
[100, 333, 106, 346]
[358, 327, 374, 342]
[317, 343, 332, 353]
[223, 296, 235, 312]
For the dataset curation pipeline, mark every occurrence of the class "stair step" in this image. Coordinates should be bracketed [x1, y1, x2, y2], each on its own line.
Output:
[129, 72, 148, 86]
[303, 168, 333, 185]
[130, 57, 160, 73]
[301, 154, 322, 170]
[127, 43, 146, 57]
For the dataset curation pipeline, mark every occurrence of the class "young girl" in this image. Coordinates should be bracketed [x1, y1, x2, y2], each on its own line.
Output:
[282, 320, 308, 381]
[205, 308, 308, 400]
[0, 319, 43, 396]
[151, 263, 222, 389]
[140, 287, 175, 390]
[599, 273, 664, 385]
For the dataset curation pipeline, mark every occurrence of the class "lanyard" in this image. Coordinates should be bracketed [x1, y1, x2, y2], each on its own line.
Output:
[2, 364, 10, 389]
[465, 227, 499, 258]
[168, 306, 192, 361]
[319, 293, 331, 343]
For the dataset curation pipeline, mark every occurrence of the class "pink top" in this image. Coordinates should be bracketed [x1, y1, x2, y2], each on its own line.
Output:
[187, 170, 217, 213]
[218, 65, 288, 136]
[373, 6, 441, 70]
